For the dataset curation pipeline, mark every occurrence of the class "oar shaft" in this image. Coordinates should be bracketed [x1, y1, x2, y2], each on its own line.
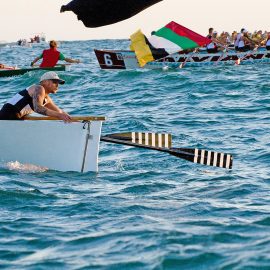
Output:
[101, 136, 170, 153]
[105, 132, 172, 148]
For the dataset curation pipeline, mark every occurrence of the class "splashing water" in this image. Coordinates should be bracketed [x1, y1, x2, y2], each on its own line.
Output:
[6, 161, 48, 173]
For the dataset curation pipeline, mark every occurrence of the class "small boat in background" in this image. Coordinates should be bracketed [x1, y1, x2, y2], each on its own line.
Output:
[29, 33, 46, 44]
[0, 65, 69, 78]
[0, 116, 106, 172]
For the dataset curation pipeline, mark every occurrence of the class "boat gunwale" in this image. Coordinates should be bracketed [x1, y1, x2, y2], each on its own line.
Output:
[24, 116, 106, 121]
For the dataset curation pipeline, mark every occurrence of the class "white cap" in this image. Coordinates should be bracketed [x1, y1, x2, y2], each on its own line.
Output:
[243, 29, 248, 33]
[40, 71, 65, 84]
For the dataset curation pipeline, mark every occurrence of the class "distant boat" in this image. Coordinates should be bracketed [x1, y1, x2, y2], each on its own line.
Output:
[17, 39, 32, 47]
[0, 65, 68, 78]
[29, 33, 46, 44]
[17, 33, 46, 47]
[0, 116, 105, 172]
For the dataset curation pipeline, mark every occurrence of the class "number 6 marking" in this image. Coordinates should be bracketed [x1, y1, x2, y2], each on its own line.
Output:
[104, 54, 113, 66]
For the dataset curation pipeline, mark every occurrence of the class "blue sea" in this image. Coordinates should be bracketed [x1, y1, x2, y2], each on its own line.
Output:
[0, 40, 270, 269]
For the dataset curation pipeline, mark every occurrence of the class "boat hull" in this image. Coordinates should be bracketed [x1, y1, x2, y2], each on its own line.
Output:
[0, 118, 104, 172]
[0, 65, 67, 78]
[94, 49, 270, 70]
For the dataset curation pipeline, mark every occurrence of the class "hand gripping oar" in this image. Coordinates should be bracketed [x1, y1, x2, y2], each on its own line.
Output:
[101, 132, 233, 169]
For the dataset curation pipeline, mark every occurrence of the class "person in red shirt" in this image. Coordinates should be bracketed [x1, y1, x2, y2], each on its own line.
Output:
[30, 40, 80, 67]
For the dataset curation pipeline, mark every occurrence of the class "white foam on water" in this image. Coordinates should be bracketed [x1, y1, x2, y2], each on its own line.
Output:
[16, 246, 58, 265]
[5, 161, 48, 173]
[115, 159, 125, 171]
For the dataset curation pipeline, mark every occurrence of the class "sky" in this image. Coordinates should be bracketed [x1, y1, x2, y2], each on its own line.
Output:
[0, 0, 269, 42]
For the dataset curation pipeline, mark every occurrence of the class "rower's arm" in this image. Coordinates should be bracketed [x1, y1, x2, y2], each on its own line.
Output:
[32, 86, 72, 122]
[32, 87, 61, 116]
[246, 36, 259, 45]
[64, 57, 80, 64]
[213, 38, 227, 47]
[44, 96, 63, 113]
[31, 56, 42, 66]
[32, 86, 49, 115]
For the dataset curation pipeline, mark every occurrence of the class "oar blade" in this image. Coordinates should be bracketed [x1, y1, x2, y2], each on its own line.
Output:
[105, 132, 172, 148]
[170, 148, 233, 169]
[235, 59, 241, 65]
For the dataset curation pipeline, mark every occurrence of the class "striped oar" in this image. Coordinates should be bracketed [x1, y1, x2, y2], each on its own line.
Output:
[103, 132, 172, 148]
[101, 132, 233, 169]
[170, 147, 233, 169]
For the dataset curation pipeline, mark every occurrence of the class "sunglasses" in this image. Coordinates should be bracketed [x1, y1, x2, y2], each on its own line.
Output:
[50, 79, 60, 84]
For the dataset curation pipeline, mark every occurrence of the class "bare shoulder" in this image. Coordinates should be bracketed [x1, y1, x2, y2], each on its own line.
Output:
[28, 84, 45, 97]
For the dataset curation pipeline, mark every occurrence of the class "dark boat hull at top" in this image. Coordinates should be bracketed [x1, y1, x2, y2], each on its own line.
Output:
[94, 49, 270, 70]
[60, 0, 163, 27]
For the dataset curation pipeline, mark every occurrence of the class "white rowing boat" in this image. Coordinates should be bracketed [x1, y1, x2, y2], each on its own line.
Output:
[0, 116, 105, 172]
[94, 48, 270, 70]
[0, 117, 234, 171]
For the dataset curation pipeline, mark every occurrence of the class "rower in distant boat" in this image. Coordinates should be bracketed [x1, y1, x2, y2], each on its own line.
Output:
[234, 28, 245, 51]
[206, 30, 228, 53]
[30, 40, 80, 68]
[236, 29, 259, 52]
[263, 32, 270, 50]
[0, 71, 72, 122]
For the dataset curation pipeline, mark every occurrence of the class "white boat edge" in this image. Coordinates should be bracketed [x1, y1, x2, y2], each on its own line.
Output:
[0, 116, 105, 173]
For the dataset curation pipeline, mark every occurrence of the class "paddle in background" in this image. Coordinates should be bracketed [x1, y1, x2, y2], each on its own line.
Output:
[235, 45, 259, 65]
[179, 48, 199, 69]
[214, 47, 229, 66]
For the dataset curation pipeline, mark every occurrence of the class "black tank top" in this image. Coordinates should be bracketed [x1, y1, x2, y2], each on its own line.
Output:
[6, 88, 47, 117]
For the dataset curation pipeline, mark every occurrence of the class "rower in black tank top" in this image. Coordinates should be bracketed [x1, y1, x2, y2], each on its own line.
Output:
[0, 88, 46, 120]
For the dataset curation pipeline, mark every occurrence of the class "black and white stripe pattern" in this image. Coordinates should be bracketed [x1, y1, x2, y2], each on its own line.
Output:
[131, 132, 172, 148]
[7, 89, 34, 117]
[193, 149, 232, 169]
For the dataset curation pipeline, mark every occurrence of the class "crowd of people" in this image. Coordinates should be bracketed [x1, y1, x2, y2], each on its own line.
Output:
[205, 27, 270, 53]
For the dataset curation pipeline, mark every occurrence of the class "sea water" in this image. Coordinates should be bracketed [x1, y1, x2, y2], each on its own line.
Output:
[0, 40, 270, 269]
